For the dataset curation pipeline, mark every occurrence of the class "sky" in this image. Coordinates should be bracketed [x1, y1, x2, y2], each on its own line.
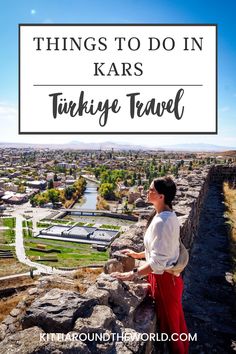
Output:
[0, 0, 236, 148]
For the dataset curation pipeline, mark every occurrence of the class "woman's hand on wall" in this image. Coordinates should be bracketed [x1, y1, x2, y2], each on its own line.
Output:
[110, 271, 134, 281]
[120, 249, 141, 259]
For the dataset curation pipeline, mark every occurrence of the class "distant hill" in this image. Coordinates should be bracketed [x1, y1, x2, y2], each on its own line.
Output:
[66, 141, 148, 151]
[161, 144, 236, 152]
[218, 150, 236, 157]
[0, 141, 235, 152]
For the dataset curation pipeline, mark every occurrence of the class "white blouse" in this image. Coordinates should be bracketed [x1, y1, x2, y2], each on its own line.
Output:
[144, 211, 180, 274]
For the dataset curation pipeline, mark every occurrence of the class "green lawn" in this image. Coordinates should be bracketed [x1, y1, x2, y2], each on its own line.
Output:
[51, 219, 72, 225]
[36, 220, 77, 228]
[100, 224, 120, 230]
[29, 237, 93, 248]
[23, 229, 28, 238]
[0, 229, 15, 244]
[27, 220, 33, 228]
[22, 220, 33, 239]
[2, 217, 16, 228]
[24, 239, 108, 268]
[0, 244, 15, 251]
[37, 222, 51, 228]
[0, 218, 15, 244]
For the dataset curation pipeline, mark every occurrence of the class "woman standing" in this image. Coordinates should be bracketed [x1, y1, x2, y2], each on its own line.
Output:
[111, 177, 189, 354]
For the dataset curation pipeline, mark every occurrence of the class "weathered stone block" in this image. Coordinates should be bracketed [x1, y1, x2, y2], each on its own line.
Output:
[0, 324, 7, 341]
[74, 305, 116, 332]
[22, 288, 97, 333]
[2, 315, 17, 326]
[9, 308, 21, 317]
[109, 222, 146, 257]
[28, 287, 38, 296]
[104, 258, 123, 274]
[0, 326, 90, 353]
[112, 251, 135, 271]
[84, 286, 110, 305]
[95, 274, 149, 326]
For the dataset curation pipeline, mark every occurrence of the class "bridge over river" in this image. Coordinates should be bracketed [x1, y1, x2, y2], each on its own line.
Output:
[59, 208, 138, 221]
[81, 175, 100, 185]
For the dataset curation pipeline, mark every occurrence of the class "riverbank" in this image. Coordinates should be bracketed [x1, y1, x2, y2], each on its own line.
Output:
[72, 181, 98, 210]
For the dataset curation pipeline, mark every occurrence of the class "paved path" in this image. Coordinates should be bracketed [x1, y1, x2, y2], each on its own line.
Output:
[81, 175, 100, 184]
[11, 207, 74, 276]
[183, 183, 236, 353]
[0, 271, 41, 281]
[14, 214, 54, 275]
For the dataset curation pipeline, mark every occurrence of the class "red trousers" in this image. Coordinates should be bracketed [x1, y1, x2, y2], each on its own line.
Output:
[148, 272, 189, 354]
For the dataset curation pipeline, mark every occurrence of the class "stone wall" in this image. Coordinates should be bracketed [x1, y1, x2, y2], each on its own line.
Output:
[0, 165, 235, 354]
[0, 274, 156, 354]
[110, 166, 212, 256]
[110, 165, 236, 255]
[209, 165, 236, 186]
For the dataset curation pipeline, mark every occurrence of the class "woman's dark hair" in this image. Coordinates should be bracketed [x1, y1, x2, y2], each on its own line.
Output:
[146, 177, 177, 229]
[153, 177, 176, 209]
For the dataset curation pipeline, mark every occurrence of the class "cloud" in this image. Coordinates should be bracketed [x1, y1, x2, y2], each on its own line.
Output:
[31, 9, 36, 15]
[0, 102, 18, 142]
[0, 102, 17, 120]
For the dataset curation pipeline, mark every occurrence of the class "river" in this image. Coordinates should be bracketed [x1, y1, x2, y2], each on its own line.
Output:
[69, 181, 135, 228]
[73, 181, 98, 210]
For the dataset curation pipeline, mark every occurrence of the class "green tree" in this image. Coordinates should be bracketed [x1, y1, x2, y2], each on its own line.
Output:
[48, 179, 54, 189]
[130, 177, 136, 186]
[47, 189, 60, 204]
[65, 186, 76, 200]
[188, 161, 193, 171]
[99, 183, 116, 200]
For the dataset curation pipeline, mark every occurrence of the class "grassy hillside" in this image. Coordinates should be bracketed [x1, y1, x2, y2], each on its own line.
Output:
[223, 182, 236, 283]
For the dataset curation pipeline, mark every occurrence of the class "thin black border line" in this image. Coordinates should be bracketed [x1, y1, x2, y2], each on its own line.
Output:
[18, 25, 21, 135]
[20, 132, 217, 135]
[19, 23, 217, 26]
[34, 84, 203, 87]
[18, 23, 218, 135]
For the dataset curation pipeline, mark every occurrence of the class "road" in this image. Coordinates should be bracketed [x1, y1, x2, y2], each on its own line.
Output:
[9, 204, 74, 276]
